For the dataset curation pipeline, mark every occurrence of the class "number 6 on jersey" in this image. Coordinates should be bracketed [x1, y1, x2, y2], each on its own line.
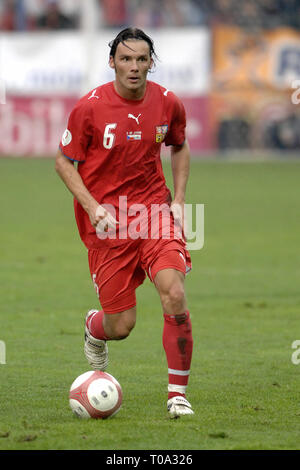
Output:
[103, 123, 117, 149]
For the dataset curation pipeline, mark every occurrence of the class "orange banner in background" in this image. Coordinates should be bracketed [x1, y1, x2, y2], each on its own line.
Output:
[213, 25, 300, 91]
[210, 25, 300, 150]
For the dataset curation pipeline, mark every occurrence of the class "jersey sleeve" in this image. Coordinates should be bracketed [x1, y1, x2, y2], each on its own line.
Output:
[59, 100, 93, 162]
[164, 94, 186, 147]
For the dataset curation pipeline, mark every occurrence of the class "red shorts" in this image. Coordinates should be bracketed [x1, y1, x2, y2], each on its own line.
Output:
[88, 236, 192, 314]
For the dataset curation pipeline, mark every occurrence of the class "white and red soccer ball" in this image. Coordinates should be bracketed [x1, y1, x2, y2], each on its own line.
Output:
[69, 371, 123, 419]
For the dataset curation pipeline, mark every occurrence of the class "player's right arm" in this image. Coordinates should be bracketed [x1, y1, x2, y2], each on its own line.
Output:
[55, 97, 117, 231]
[55, 149, 108, 229]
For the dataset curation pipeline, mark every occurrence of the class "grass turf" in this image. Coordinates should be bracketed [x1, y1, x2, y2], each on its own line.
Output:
[0, 157, 299, 450]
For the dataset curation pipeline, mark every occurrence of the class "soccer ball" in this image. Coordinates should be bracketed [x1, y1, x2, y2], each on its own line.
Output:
[69, 370, 123, 419]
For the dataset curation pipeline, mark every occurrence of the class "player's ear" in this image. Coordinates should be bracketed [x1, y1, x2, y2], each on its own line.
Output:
[109, 56, 115, 69]
[148, 57, 154, 72]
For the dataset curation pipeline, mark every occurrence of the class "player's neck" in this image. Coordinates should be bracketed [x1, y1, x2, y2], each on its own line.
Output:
[113, 80, 147, 101]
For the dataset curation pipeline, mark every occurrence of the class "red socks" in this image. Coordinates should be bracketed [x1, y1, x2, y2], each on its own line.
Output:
[162, 311, 193, 400]
[86, 310, 109, 340]
[87, 309, 193, 401]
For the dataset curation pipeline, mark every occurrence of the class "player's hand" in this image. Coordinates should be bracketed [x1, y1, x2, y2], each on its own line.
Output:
[170, 201, 184, 228]
[171, 201, 187, 239]
[89, 205, 118, 233]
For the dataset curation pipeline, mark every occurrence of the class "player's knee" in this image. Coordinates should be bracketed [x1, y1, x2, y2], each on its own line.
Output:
[112, 328, 132, 340]
[165, 283, 185, 313]
[104, 307, 136, 340]
[111, 318, 136, 340]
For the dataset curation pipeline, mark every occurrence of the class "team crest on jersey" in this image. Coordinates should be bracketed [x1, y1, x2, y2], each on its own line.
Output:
[155, 125, 168, 143]
[127, 131, 142, 142]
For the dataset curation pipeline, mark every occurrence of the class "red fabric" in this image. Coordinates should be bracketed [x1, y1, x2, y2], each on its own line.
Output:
[59, 81, 186, 250]
[88, 227, 191, 314]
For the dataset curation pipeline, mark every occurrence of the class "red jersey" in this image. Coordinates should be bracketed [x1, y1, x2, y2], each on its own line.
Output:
[59, 80, 186, 249]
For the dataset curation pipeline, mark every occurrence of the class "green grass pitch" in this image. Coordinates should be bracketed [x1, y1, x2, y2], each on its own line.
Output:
[0, 156, 299, 450]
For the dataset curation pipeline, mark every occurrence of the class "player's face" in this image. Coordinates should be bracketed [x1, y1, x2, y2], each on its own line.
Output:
[109, 40, 153, 100]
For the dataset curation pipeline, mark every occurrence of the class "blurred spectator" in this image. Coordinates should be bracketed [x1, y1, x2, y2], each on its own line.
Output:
[0, 0, 80, 30]
[259, 0, 282, 29]
[0, 0, 15, 31]
[36, 0, 78, 30]
[280, 0, 300, 30]
[127, 0, 207, 28]
[218, 117, 251, 150]
[1, 0, 300, 31]
[213, 0, 262, 31]
[265, 113, 300, 150]
[236, 1, 262, 31]
[100, 0, 128, 28]
[128, 0, 161, 28]
[129, 0, 184, 28]
[161, 0, 186, 27]
[212, 0, 300, 30]
[25, 0, 44, 30]
[189, 0, 211, 26]
[212, 0, 236, 25]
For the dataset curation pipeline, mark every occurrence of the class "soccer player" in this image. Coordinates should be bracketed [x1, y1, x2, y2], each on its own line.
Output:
[55, 27, 194, 418]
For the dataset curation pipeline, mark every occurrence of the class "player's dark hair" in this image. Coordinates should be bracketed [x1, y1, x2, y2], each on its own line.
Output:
[109, 27, 158, 66]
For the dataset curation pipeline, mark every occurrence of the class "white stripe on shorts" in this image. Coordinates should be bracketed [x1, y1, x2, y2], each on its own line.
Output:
[168, 368, 190, 376]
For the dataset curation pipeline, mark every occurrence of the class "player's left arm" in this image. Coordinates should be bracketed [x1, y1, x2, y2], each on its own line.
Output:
[170, 139, 190, 226]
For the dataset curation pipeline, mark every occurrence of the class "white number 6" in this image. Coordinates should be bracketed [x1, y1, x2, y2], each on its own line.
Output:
[103, 123, 117, 149]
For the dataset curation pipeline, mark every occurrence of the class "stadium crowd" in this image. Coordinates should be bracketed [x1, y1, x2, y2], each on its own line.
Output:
[1, 0, 300, 31]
